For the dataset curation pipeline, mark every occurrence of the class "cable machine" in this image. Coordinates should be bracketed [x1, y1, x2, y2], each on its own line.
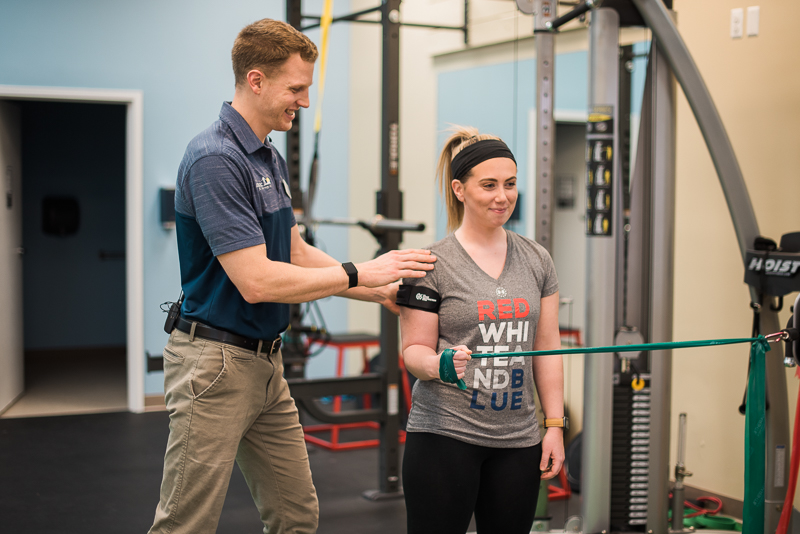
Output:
[283, 0, 467, 499]
[523, 0, 790, 532]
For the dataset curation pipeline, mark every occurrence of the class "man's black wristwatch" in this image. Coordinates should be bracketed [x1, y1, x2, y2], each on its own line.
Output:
[544, 416, 569, 431]
[342, 262, 358, 289]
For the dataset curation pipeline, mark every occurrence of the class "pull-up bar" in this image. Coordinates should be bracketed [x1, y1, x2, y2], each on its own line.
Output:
[301, 215, 425, 236]
[301, 5, 381, 31]
[300, 1, 469, 43]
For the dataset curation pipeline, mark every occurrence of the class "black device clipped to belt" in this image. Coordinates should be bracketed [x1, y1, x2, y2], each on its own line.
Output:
[163, 292, 184, 334]
[161, 291, 282, 354]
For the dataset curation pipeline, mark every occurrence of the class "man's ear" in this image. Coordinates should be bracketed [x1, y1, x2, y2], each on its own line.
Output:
[246, 70, 265, 94]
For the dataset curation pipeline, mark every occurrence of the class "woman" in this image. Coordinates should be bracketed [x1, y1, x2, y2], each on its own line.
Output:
[397, 127, 565, 534]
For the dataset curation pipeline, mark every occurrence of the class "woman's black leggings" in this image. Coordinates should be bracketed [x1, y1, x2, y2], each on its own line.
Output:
[402, 432, 542, 534]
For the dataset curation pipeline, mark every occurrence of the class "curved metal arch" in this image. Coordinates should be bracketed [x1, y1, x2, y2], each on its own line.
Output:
[629, 2, 787, 533]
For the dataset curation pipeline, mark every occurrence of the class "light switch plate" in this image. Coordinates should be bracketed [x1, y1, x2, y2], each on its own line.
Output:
[747, 6, 760, 36]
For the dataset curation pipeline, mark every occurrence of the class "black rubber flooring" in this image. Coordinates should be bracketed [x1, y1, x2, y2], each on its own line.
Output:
[0, 411, 408, 534]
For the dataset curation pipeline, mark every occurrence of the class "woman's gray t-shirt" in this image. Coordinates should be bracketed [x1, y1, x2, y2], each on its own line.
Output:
[402, 231, 558, 448]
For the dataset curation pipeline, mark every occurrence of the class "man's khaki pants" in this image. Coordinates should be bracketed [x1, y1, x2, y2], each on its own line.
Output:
[148, 328, 319, 534]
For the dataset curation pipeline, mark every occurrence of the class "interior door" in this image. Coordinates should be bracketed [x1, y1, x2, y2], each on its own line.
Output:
[0, 100, 24, 413]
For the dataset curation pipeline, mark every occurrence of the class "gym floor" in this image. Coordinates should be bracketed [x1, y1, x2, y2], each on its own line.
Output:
[0, 410, 579, 534]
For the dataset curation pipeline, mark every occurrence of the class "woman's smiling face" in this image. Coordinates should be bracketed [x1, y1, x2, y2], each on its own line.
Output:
[452, 157, 518, 229]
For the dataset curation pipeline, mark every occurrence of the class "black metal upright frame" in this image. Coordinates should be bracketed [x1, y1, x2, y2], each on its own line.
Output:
[370, 0, 404, 499]
[284, 0, 307, 383]
[284, 0, 467, 500]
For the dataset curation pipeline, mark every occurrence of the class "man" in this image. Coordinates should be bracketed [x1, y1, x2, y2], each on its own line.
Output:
[148, 19, 435, 534]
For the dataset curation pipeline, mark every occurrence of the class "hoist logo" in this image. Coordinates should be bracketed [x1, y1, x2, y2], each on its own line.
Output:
[747, 257, 800, 277]
[416, 292, 436, 303]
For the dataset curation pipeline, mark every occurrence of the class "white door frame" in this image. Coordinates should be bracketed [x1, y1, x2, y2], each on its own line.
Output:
[0, 85, 145, 413]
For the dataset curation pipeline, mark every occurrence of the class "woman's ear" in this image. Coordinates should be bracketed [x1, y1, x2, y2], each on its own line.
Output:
[451, 179, 464, 202]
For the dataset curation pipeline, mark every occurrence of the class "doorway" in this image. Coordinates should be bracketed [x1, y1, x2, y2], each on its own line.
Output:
[7, 101, 127, 417]
[0, 86, 144, 415]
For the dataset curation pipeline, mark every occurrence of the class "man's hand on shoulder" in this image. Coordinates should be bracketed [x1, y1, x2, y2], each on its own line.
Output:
[377, 281, 401, 315]
[355, 249, 436, 288]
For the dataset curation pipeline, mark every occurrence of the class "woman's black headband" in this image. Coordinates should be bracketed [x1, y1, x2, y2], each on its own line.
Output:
[450, 139, 516, 183]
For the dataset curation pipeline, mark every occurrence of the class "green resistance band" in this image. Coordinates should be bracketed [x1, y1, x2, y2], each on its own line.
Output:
[438, 337, 765, 383]
[744, 337, 769, 534]
[472, 336, 763, 359]
[437, 336, 771, 534]
[439, 348, 467, 390]
[437, 337, 763, 390]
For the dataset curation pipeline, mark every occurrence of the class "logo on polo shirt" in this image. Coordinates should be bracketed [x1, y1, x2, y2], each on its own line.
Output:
[256, 176, 272, 191]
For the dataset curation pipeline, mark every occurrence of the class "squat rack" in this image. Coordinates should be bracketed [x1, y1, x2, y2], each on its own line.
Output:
[283, 0, 467, 500]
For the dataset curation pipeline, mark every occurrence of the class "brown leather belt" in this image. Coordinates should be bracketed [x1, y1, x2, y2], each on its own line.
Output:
[174, 316, 282, 354]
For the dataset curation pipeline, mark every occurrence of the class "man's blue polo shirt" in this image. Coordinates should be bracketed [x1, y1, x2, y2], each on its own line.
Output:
[174, 102, 295, 341]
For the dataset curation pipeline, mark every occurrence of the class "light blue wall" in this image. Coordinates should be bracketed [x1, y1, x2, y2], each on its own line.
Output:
[0, 0, 352, 392]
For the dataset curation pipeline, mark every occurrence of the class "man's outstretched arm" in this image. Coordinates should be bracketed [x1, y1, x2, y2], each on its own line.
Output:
[217, 224, 435, 306]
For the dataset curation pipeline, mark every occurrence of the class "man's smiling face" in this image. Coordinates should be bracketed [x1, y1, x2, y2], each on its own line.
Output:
[256, 53, 314, 136]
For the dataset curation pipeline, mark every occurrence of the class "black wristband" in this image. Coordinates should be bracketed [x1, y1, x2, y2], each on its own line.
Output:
[342, 262, 358, 288]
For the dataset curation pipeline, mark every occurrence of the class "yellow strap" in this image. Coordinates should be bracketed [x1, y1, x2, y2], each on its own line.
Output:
[544, 418, 565, 428]
[313, 0, 334, 134]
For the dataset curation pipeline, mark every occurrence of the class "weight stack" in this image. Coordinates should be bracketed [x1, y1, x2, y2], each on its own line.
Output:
[610, 372, 651, 531]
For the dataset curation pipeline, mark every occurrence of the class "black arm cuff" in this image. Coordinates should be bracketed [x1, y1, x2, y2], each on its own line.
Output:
[396, 285, 441, 313]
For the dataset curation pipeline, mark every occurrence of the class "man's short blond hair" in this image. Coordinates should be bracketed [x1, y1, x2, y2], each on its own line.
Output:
[232, 18, 318, 85]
